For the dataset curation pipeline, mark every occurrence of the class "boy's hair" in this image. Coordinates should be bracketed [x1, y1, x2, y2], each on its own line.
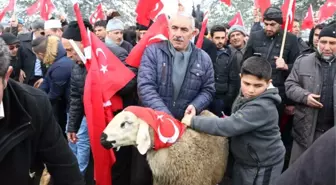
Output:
[241, 56, 272, 81]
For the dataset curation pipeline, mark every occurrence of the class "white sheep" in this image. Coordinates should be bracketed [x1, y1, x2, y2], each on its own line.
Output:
[101, 106, 229, 185]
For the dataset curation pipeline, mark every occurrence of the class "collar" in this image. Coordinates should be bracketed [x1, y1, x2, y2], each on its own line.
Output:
[0, 102, 4, 120]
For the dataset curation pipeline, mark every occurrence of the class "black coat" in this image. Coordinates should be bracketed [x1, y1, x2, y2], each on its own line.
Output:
[17, 33, 47, 84]
[0, 79, 84, 185]
[67, 45, 138, 133]
[194, 36, 217, 65]
[10, 56, 20, 81]
[276, 126, 336, 185]
[243, 30, 300, 104]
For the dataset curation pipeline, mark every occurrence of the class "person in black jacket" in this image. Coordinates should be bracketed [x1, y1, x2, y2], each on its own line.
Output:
[209, 25, 240, 116]
[0, 36, 84, 185]
[0, 33, 21, 81]
[62, 20, 138, 185]
[276, 126, 335, 185]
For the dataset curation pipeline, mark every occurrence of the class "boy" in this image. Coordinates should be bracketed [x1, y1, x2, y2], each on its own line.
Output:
[182, 56, 285, 185]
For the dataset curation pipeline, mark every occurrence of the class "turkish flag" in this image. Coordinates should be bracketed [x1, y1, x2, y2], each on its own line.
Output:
[136, 0, 161, 26]
[89, 3, 106, 25]
[301, 4, 314, 30]
[281, 0, 296, 32]
[220, 0, 231, 6]
[26, 0, 55, 20]
[149, 0, 164, 20]
[196, 11, 208, 48]
[126, 14, 169, 68]
[0, 0, 15, 21]
[318, 0, 336, 23]
[228, 12, 244, 27]
[254, 0, 271, 15]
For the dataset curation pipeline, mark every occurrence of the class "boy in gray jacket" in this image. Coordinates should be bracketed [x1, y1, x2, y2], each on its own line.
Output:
[182, 56, 285, 185]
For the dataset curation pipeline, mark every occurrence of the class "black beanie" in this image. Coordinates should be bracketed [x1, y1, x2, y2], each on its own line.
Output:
[263, 7, 283, 25]
[0, 33, 19, 45]
[62, 20, 93, 41]
[319, 23, 336, 39]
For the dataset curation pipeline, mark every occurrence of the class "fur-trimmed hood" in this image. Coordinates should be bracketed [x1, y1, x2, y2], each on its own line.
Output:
[43, 37, 67, 65]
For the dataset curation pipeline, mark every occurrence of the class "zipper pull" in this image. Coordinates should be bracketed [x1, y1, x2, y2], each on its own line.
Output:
[173, 101, 176, 107]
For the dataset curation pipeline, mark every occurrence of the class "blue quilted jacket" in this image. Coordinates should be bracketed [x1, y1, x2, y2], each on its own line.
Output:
[137, 41, 215, 120]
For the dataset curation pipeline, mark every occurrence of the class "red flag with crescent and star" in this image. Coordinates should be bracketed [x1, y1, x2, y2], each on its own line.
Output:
[26, 0, 55, 20]
[124, 106, 186, 150]
[228, 12, 244, 27]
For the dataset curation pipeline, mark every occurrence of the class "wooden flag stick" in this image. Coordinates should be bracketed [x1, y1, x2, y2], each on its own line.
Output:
[279, 0, 295, 59]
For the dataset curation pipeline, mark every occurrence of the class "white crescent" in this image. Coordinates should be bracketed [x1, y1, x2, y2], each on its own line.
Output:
[148, 34, 167, 42]
[157, 118, 180, 144]
[96, 48, 107, 60]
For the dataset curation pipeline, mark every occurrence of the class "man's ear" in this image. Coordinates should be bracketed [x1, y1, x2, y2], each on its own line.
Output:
[136, 119, 151, 155]
[4, 66, 13, 89]
[193, 28, 200, 37]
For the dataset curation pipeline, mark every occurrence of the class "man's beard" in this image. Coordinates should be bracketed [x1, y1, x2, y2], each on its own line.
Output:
[317, 45, 336, 61]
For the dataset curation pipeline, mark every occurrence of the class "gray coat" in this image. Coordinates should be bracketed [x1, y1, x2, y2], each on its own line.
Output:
[285, 53, 336, 149]
[191, 87, 285, 167]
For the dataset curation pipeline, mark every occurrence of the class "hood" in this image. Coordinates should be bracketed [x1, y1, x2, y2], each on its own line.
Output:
[43, 37, 66, 65]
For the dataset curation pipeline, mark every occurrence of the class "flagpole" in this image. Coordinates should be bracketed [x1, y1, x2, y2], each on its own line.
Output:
[279, 0, 294, 59]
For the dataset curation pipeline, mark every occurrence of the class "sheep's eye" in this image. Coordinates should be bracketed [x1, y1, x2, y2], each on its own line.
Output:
[120, 121, 132, 128]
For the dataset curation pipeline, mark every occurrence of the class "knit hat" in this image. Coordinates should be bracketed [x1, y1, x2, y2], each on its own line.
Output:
[319, 23, 336, 39]
[44, 19, 62, 29]
[0, 33, 19, 45]
[228, 25, 247, 38]
[62, 20, 93, 41]
[263, 7, 283, 24]
[106, 18, 124, 32]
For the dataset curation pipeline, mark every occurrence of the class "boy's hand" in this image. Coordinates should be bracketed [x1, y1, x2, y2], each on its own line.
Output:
[181, 114, 193, 127]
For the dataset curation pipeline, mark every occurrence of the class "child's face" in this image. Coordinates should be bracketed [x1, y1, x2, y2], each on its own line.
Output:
[240, 74, 271, 99]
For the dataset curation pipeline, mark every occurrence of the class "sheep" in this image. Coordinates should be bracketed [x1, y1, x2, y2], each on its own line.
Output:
[101, 106, 229, 185]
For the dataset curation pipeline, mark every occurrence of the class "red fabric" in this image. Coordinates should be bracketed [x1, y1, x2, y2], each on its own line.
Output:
[228, 12, 244, 27]
[124, 106, 186, 150]
[126, 14, 169, 68]
[136, 0, 161, 26]
[301, 5, 314, 30]
[149, 0, 164, 20]
[27, 0, 54, 20]
[0, 0, 15, 21]
[254, 0, 271, 15]
[220, 0, 231, 6]
[89, 3, 106, 25]
[83, 54, 114, 185]
[318, 0, 336, 23]
[281, 0, 296, 32]
[196, 12, 208, 48]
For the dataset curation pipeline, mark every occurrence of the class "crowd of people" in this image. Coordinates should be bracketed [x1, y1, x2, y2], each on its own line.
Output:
[0, 4, 335, 185]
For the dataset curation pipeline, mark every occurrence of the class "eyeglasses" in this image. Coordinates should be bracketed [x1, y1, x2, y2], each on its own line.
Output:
[9, 45, 20, 50]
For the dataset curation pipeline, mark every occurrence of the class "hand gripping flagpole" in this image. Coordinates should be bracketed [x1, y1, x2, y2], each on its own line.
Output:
[279, 0, 294, 59]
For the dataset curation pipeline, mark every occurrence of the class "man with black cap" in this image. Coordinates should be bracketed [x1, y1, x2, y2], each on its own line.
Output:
[0, 33, 21, 80]
[244, 6, 300, 126]
[285, 23, 336, 164]
[62, 20, 138, 185]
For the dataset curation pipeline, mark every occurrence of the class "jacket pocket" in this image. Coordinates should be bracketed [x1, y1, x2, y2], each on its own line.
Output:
[299, 73, 315, 92]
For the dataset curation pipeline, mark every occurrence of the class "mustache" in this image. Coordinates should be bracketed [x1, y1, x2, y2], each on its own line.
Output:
[173, 36, 184, 42]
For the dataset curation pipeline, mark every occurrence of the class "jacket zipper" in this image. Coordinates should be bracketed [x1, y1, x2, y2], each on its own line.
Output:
[0, 122, 33, 162]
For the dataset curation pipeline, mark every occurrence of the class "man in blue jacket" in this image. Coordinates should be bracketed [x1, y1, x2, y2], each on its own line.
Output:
[138, 12, 215, 121]
[32, 35, 73, 135]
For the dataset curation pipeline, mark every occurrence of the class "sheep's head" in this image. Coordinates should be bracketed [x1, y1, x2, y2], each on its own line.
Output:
[101, 110, 151, 155]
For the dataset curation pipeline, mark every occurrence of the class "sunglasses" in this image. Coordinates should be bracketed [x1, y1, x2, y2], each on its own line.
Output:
[9, 45, 20, 50]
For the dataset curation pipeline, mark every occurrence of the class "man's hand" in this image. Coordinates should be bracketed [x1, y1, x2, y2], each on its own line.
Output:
[181, 114, 193, 127]
[253, 7, 261, 22]
[185, 105, 196, 116]
[10, 14, 18, 27]
[19, 70, 26, 83]
[285, 105, 295, 115]
[67, 132, 78, 143]
[33, 78, 43, 88]
[274, 56, 288, 70]
[307, 94, 323, 108]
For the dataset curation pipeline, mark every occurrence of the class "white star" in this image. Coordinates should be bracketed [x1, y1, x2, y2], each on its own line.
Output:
[100, 65, 108, 74]
[157, 115, 164, 121]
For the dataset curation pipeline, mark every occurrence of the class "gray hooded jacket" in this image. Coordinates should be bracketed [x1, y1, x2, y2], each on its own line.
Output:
[191, 86, 285, 167]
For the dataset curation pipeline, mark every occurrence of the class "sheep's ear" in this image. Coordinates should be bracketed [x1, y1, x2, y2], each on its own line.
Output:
[136, 119, 151, 155]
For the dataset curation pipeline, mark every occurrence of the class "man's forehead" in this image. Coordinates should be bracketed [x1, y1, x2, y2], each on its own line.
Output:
[319, 37, 336, 42]
[169, 16, 193, 28]
[213, 31, 226, 37]
[264, 20, 278, 24]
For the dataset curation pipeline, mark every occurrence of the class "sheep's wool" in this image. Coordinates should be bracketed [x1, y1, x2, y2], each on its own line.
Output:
[124, 106, 186, 150]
